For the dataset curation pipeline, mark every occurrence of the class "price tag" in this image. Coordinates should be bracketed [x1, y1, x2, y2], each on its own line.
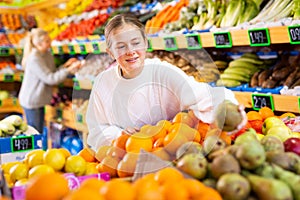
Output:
[79, 44, 87, 54]
[58, 46, 64, 55]
[186, 34, 201, 49]
[163, 37, 178, 51]
[248, 28, 270, 46]
[92, 42, 101, 54]
[20, 74, 23, 82]
[213, 32, 232, 48]
[4, 74, 14, 82]
[288, 25, 300, 44]
[0, 47, 9, 56]
[73, 79, 81, 90]
[68, 45, 75, 55]
[0, 100, 2, 107]
[11, 136, 34, 152]
[251, 93, 274, 111]
[76, 114, 83, 123]
[147, 39, 153, 52]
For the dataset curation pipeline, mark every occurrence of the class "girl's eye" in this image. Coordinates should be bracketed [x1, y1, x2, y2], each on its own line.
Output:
[133, 42, 140, 45]
[117, 45, 125, 49]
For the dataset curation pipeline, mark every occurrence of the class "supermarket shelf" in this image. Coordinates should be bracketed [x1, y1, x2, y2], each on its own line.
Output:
[0, 98, 23, 114]
[234, 92, 299, 113]
[0, 72, 23, 82]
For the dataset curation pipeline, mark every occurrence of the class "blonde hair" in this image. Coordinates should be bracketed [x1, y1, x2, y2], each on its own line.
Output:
[21, 28, 49, 68]
[105, 13, 146, 49]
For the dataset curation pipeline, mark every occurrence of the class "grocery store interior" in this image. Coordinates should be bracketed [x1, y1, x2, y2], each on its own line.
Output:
[1, 0, 300, 199]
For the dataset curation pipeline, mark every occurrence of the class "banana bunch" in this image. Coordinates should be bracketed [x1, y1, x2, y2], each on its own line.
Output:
[0, 115, 28, 138]
[198, 62, 220, 83]
[216, 53, 267, 87]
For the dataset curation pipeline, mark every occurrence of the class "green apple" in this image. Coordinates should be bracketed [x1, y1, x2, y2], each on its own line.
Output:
[256, 133, 265, 141]
[262, 117, 285, 134]
[266, 125, 292, 142]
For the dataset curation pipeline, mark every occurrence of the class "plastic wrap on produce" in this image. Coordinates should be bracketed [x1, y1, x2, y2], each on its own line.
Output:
[282, 117, 300, 132]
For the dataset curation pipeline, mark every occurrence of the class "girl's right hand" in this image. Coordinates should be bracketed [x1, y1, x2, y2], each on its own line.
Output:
[63, 58, 78, 68]
[124, 126, 140, 134]
[66, 60, 85, 74]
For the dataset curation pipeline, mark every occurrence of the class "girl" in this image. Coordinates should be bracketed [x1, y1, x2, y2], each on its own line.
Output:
[86, 14, 246, 151]
[19, 28, 82, 133]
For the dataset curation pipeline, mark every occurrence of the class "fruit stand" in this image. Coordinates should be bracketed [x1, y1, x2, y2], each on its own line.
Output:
[1, 0, 300, 199]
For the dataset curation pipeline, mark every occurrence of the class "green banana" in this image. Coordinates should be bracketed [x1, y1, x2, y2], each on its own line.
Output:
[2, 115, 23, 127]
[223, 68, 252, 78]
[228, 60, 259, 69]
[236, 57, 264, 65]
[0, 121, 16, 135]
[18, 121, 28, 132]
[241, 52, 260, 60]
[216, 79, 241, 87]
[221, 73, 250, 82]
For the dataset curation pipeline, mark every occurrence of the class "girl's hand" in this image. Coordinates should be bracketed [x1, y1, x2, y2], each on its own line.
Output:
[66, 60, 85, 74]
[124, 127, 140, 134]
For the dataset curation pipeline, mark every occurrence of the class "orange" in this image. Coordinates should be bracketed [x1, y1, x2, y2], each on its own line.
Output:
[196, 121, 210, 142]
[153, 137, 164, 148]
[59, 148, 71, 158]
[151, 147, 171, 161]
[117, 152, 139, 178]
[97, 156, 120, 177]
[25, 173, 70, 200]
[132, 173, 158, 193]
[154, 167, 184, 185]
[181, 178, 207, 198]
[172, 112, 196, 128]
[246, 111, 263, 121]
[95, 146, 111, 162]
[194, 187, 222, 200]
[106, 146, 126, 160]
[100, 179, 136, 200]
[85, 162, 99, 175]
[78, 148, 96, 162]
[63, 188, 105, 200]
[249, 120, 263, 134]
[160, 181, 189, 200]
[80, 178, 106, 191]
[220, 131, 232, 145]
[125, 133, 153, 153]
[259, 107, 275, 121]
[156, 120, 172, 130]
[113, 134, 130, 150]
[143, 125, 167, 142]
[163, 129, 188, 155]
[169, 122, 200, 141]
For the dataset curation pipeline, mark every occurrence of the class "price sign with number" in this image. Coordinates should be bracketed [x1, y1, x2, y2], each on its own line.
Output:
[68, 45, 75, 55]
[248, 28, 270, 46]
[92, 42, 101, 54]
[0, 48, 9, 56]
[163, 37, 178, 51]
[58, 46, 64, 55]
[186, 34, 202, 49]
[79, 44, 87, 54]
[76, 114, 83, 123]
[73, 79, 81, 90]
[213, 32, 232, 48]
[147, 39, 153, 52]
[251, 93, 274, 111]
[11, 136, 34, 152]
[288, 25, 300, 44]
[4, 74, 14, 82]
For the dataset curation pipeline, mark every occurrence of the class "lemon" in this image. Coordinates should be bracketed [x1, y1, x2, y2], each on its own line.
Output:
[9, 163, 28, 183]
[1, 161, 19, 174]
[28, 164, 55, 179]
[4, 173, 13, 187]
[64, 155, 87, 176]
[85, 162, 98, 175]
[43, 149, 66, 171]
[14, 178, 28, 186]
[58, 148, 71, 158]
[27, 149, 45, 168]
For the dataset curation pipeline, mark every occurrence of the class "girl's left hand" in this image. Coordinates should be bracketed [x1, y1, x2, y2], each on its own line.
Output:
[124, 127, 140, 134]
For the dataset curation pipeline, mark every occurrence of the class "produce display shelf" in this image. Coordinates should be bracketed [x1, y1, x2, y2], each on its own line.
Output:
[0, 98, 23, 114]
[0, 72, 23, 82]
[234, 91, 299, 113]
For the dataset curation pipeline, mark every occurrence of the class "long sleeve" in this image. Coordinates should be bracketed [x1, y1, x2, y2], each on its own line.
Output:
[86, 78, 123, 151]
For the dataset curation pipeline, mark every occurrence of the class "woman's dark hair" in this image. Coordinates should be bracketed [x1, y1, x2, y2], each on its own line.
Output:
[105, 13, 146, 48]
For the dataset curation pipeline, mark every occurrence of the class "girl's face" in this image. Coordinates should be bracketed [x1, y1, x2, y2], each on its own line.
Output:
[107, 24, 147, 79]
[36, 35, 51, 52]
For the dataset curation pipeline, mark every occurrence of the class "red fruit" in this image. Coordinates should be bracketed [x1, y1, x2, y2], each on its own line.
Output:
[249, 120, 263, 134]
[284, 137, 300, 156]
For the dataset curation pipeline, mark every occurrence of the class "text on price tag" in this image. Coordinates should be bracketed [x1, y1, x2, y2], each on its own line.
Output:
[248, 28, 270, 46]
[213, 32, 232, 48]
[92, 42, 101, 54]
[0, 48, 9, 56]
[186, 34, 201, 49]
[147, 39, 153, 52]
[79, 44, 87, 54]
[251, 93, 274, 111]
[11, 136, 34, 152]
[68, 45, 75, 55]
[163, 37, 178, 51]
[288, 25, 300, 44]
[4, 74, 14, 82]
[73, 79, 81, 90]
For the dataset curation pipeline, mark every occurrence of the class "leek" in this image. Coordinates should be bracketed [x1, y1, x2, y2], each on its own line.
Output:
[237, 0, 259, 24]
[220, 0, 245, 27]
